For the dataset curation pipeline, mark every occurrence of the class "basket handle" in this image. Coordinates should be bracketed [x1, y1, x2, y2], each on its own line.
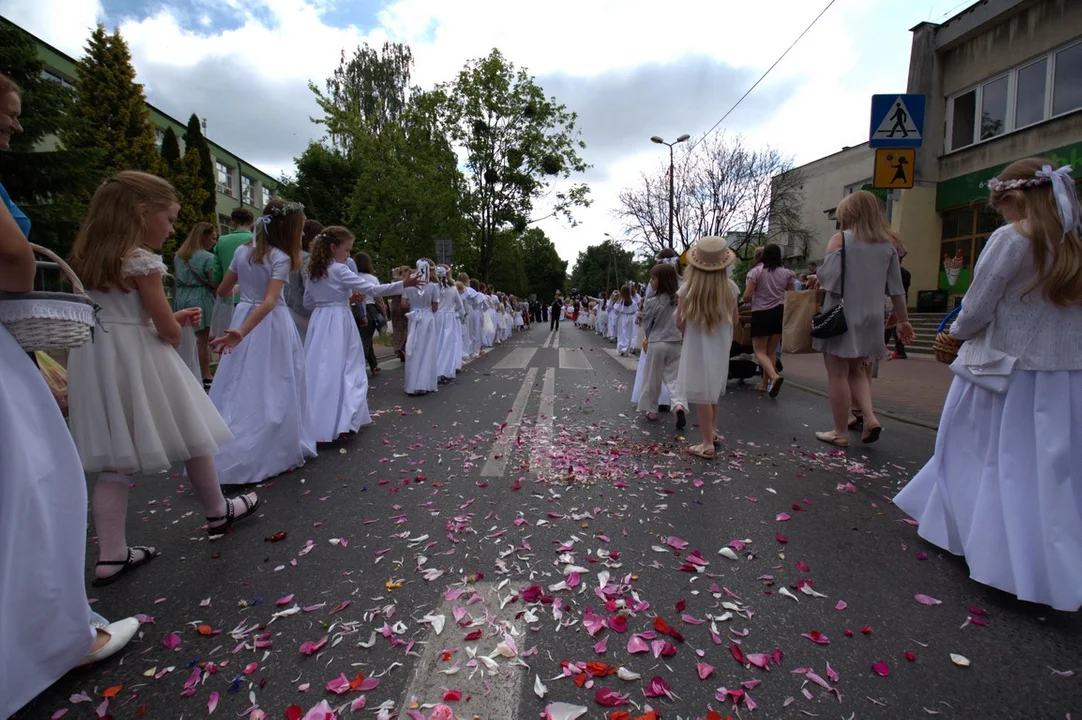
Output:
[936, 304, 962, 333]
[30, 243, 86, 295]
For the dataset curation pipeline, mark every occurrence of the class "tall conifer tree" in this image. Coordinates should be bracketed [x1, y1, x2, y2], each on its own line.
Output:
[183, 113, 217, 218]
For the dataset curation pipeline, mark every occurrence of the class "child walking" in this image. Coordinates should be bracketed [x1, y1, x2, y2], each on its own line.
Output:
[675, 236, 739, 459]
[403, 259, 441, 395]
[67, 171, 260, 585]
[614, 285, 637, 355]
[303, 227, 419, 442]
[209, 197, 316, 485]
[638, 262, 688, 428]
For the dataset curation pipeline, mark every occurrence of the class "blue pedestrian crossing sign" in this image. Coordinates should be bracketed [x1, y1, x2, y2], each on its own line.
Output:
[869, 94, 925, 148]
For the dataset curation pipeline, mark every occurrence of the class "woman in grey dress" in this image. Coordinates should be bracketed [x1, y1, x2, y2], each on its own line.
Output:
[813, 191, 913, 446]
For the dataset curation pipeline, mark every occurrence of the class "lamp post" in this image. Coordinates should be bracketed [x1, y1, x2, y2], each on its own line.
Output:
[650, 134, 690, 249]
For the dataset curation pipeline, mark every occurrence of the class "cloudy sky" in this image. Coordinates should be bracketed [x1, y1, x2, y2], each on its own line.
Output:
[4, 0, 974, 264]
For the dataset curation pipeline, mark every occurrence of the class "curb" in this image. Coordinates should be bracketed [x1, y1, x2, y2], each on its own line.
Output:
[785, 379, 941, 432]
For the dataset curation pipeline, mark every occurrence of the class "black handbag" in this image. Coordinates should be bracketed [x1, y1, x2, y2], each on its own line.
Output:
[811, 233, 847, 339]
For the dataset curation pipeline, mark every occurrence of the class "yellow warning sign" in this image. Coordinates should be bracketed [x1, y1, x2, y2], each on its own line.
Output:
[873, 148, 915, 189]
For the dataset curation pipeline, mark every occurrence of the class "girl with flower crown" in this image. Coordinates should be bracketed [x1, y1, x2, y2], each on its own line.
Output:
[894, 158, 1082, 611]
[433, 264, 465, 383]
[209, 197, 317, 485]
[66, 172, 260, 587]
[403, 259, 441, 394]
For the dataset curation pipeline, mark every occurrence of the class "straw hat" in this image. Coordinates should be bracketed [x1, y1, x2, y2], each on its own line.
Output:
[686, 236, 736, 272]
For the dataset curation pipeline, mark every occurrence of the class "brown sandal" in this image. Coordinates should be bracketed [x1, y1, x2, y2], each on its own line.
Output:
[815, 431, 850, 448]
[688, 443, 716, 460]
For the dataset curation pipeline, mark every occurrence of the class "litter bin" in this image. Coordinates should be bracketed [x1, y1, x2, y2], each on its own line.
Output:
[917, 290, 948, 313]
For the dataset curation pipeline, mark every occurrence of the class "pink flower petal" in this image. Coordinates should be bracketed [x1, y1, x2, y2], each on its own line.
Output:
[696, 662, 714, 680]
[593, 688, 629, 707]
[801, 631, 830, 644]
[644, 676, 672, 699]
[746, 653, 770, 669]
[162, 632, 182, 650]
[208, 691, 219, 714]
[325, 674, 352, 695]
[349, 696, 367, 711]
[277, 594, 295, 606]
[358, 677, 379, 692]
[776, 512, 791, 522]
[834, 600, 847, 611]
[627, 635, 649, 654]
[914, 594, 942, 606]
[302, 701, 337, 720]
[593, 636, 608, 654]
[872, 660, 891, 677]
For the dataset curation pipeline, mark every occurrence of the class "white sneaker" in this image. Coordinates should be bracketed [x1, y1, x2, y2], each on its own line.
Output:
[79, 617, 140, 666]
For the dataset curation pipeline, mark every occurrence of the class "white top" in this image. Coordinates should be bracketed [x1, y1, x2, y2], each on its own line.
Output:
[359, 273, 380, 305]
[303, 261, 403, 309]
[951, 223, 1082, 371]
[231, 244, 291, 306]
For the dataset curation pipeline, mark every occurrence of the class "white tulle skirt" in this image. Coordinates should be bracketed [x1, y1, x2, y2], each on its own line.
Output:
[434, 310, 462, 379]
[405, 308, 439, 394]
[304, 305, 370, 442]
[210, 303, 316, 485]
[678, 320, 733, 404]
[893, 370, 1082, 611]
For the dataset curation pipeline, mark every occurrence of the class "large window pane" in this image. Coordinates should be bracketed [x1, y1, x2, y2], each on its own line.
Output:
[1015, 58, 1047, 128]
[951, 90, 976, 150]
[941, 208, 973, 239]
[977, 202, 1003, 234]
[939, 238, 973, 293]
[1053, 42, 1082, 116]
[980, 76, 1008, 139]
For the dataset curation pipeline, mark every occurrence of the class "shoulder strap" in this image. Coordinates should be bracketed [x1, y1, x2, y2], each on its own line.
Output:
[839, 231, 847, 300]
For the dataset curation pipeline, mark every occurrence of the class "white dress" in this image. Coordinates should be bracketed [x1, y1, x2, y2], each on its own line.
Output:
[0, 329, 104, 717]
[630, 286, 671, 406]
[210, 244, 316, 485]
[678, 280, 738, 404]
[304, 262, 404, 442]
[434, 284, 464, 379]
[614, 301, 637, 353]
[893, 224, 1082, 611]
[404, 283, 440, 394]
[69, 249, 233, 472]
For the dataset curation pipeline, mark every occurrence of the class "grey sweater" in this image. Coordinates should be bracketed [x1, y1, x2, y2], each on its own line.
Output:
[642, 293, 681, 343]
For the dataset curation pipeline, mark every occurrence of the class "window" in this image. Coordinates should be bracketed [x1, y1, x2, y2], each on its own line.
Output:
[216, 161, 233, 197]
[262, 184, 274, 207]
[241, 174, 253, 205]
[1015, 58, 1047, 129]
[980, 75, 1008, 140]
[947, 39, 1082, 152]
[218, 213, 233, 237]
[938, 202, 1005, 295]
[155, 128, 165, 148]
[40, 69, 75, 90]
[1052, 42, 1082, 116]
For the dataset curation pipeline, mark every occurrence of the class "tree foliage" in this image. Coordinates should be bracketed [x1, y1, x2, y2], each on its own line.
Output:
[65, 24, 161, 176]
[160, 126, 181, 169]
[182, 114, 217, 218]
[569, 239, 641, 298]
[278, 143, 357, 228]
[519, 227, 567, 301]
[616, 133, 810, 260]
[0, 17, 102, 256]
[434, 49, 590, 282]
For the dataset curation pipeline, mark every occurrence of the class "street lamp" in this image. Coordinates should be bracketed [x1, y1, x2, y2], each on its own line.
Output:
[651, 134, 690, 249]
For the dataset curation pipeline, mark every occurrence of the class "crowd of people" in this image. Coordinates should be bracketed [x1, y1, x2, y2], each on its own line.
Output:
[1, 59, 1080, 717]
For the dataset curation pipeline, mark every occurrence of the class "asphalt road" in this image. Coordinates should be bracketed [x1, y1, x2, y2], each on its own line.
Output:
[19, 324, 1081, 720]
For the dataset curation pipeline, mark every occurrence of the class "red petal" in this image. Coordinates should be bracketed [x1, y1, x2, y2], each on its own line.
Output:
[904, 651, 916, 662]
[675, 598, 686, 612]
[442, 690, 462, 702]
[775, 532, 788, 543]
[860, 625, 872, 635]
[285, 706, 303, 720]
[871, 660, 891, 677]
[653, 617, 671, 635]
[794, 561, 810, 572]
[729, 643, 745, 663]
[464, 630, 482, 641]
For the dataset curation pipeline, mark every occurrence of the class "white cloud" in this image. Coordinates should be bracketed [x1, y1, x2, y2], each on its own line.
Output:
[4, 0, 972, 268]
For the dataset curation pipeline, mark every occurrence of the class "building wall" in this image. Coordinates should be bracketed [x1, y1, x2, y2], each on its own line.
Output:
[773, 144, 876, 264]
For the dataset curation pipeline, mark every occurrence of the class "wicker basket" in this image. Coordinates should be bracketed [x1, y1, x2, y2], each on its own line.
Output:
[0, 244, 98, 352]
[932, 332, 962, 364]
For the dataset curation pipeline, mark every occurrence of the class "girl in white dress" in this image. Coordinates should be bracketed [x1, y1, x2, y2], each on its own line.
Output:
[631, 256, 678, 412]
[614, 286, 638, 355]
[67, 171, 259, 586]
[209, 197, 316, 486]
[462, 276, 484, 357]
[404, 259, 441, 395]
[597, 298, 608, 337]
[433, 265, 464, 383]
[676, 236, 739, 459]
[894, 158, 1082, 611]
[303, 227, 418, 442]
[0, 198, 138, 716]
[607, 291, 620, 341]
[456, 281, 471, 362]
[638, 263, 688, 427]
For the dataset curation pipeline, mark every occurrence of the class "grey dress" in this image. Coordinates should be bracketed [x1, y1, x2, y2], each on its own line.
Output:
[812, 230, 904, 358]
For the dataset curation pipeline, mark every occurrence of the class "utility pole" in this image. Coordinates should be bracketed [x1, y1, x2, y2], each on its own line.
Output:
[651, 134, 690, 249]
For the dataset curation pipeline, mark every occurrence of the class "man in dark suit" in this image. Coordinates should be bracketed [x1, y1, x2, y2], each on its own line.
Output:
[550, 293, 562, 331]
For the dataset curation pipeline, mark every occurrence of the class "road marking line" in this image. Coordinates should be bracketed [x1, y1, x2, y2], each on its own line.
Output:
[602, 348, 639, 372]
[480, 366, 539, 477]
[397, 581, 526, 716]
[492, 346, 539, 370]
[553, 331, 560, 349]
[558, 347, 593, 370]
[532, 367, 556, 482]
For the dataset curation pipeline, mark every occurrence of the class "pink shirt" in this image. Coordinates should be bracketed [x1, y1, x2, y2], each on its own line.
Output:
[746, 264, 795, 311]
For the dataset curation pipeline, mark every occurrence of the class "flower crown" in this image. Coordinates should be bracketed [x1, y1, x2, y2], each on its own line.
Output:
[268, 200, 305, 216]
[986, 175, 1050, 192]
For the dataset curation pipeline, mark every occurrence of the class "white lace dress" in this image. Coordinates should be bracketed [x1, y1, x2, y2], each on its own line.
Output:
[677, 280, 738, 404]
[68, 249, 233, 472]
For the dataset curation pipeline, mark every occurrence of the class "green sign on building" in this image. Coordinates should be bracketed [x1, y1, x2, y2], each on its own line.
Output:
[936, 140, 1082, 210]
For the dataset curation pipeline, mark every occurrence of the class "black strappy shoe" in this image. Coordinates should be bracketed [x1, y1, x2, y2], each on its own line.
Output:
[92, 545, 159, 587]
[206, 492, 261, 538]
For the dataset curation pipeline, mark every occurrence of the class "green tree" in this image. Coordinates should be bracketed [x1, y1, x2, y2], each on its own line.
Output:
[435, 49, 590, 282]
[519, 227, 566, 300]
[65, 24, 161, 175]
[162, 147, 213, 266]
[0, 17, 102, 257]
[569, 239, 639, 298]
[278, 143, 357, 227]
[182, 114, 216, 218]
[160, 126, 181, 170]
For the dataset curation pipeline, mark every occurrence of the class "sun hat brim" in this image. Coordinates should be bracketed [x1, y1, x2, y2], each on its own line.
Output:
[687, 243, 736, 272]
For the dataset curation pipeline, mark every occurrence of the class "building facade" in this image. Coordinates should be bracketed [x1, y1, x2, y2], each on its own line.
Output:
[28, 27, 278, 237]
[774, 0, 1081, 308]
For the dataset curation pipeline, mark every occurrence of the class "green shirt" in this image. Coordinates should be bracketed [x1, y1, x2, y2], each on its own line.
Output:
[212, 228, 253, 284]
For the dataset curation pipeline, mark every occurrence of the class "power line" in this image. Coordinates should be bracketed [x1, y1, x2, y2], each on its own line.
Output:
[688, 0, 837, 152]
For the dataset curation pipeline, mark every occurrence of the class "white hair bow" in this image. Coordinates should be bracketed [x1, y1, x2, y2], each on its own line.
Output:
[253, 215, 272, 236]
[1035, 164, 1081, 240]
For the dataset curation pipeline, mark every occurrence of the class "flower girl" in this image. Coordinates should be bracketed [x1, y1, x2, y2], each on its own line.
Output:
[404, 259, 441, 395]
[67, 171, 260, 586]
[434, 265, 465, 383]
[209, 197, 316, 485]
[303, 227, 418, 441]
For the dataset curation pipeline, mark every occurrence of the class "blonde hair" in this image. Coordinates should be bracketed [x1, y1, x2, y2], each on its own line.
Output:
[990, 157, 1082, 306]
[455, 280, 465, 292]
[176, 221, 216, 261]
[307, 225, 353, 280]
[836, 190, 902, 245]
[70, 171, 178, 292]
[251, 197, 304, 271]
[681, 264, 736, 330]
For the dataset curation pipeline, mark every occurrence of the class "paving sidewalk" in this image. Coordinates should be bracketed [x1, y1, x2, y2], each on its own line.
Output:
[780, 352, 952, 429]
